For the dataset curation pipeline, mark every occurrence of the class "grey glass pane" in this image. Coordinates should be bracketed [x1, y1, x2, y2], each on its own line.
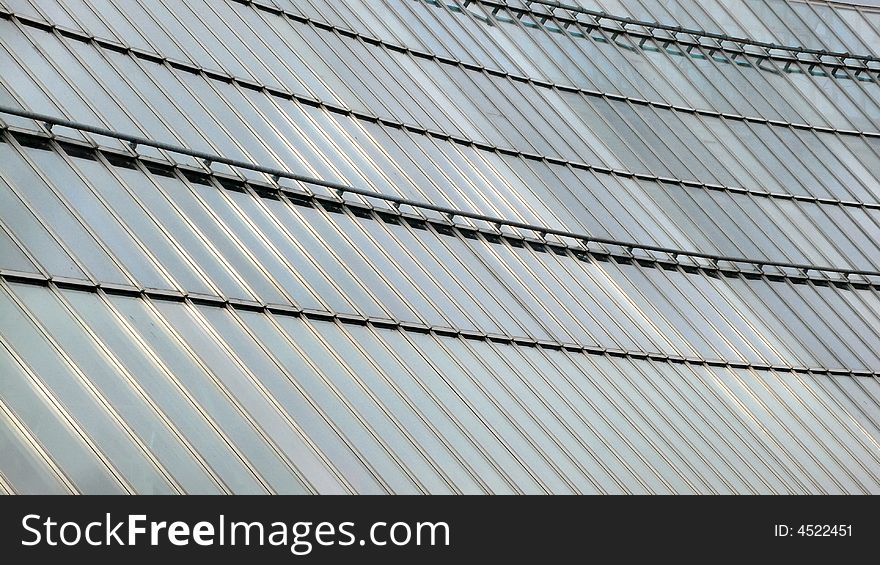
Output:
[15, 284, 221, 494]
[67, 291, 269, 494]
[234, 312, 386, 494]
[0, 401, 71, 495]
[0, 284, 143, 494]
[0, 143, 126, 283]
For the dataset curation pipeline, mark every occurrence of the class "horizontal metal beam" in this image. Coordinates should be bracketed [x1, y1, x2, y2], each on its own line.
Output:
[1, 269, 873, 377]
[2, 104, 879, 280]
[496, 0, 880, 64]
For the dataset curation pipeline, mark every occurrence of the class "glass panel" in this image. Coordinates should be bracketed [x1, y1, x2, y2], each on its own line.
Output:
[15, 283, 222, 494]
[68, 291, 269, 494]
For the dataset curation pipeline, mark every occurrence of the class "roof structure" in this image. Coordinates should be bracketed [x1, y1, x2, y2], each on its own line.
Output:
[0, 0, 879, 494]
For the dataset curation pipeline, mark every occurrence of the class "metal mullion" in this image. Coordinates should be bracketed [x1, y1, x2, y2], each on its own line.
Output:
[759, 0, 852, 56]
[219, 307, 357, 494]
[299, 0, 383, 37]
[562, 97, 733, 243]
[300, 316, 459, 494]
[686, 269, 791, 365]
[600, 97, 713, 183]
[0, 140, 93, 282]
[806, 372, 880, 464]
[257, 312, 403, 494]
[170, 302, 322, 494]
[128, 161, 263, 303]
[607, 259, 735, 362]
[232, 308, 391, 493]
[0, 395, 76, 494]
[245, 88, 367, 190]
[9, 103, 880, 281]
[364, 109, 543, 226]
[589, 353, 742, 494]
[630, 358, 777, 494]
[480, 239, 600, 343]
[475, 339, 642, 494]
[473, 340, 627, 494]
[748, 140, 871, 265]
[705, 364, 829, 492]
[225, 181, 362, 308]
[244, 5, 351, 105]
[348, 33, 466, 132]
[59, 33, 200, 166]
[360, 325, 522, 494]
[713, 273, 825, 367]
[91, 152, 224, 297]
[511, 242, 628, 347]
[415, 57, 521, 147]
[772, 365, 880, 487]
[0, 292, 145, 494]
[334, 208, 473, 329]
[656, 165, 802, 266]
[732, 277, 855, 368]
[418, 223, 537, 336]
[785, 56, 880, 135]
[153, 0, 252, 78]
[197, 77, 319, 180]
[307, 100, 450, 207]
[51, 285, 228, 494]
[429, 334, 583, 493]
[331, 322, 487, 493]
[0, 461, 13, 494]
[433, 0, 522, 69]
[539, 345, 689, 493]
[501, 343, 654, 494]
[66, 0, 153, 53]
[356, 209, 493, 330]
[157, 66, 275, 180]
[93, 0, 194, 64]
[134, 295, 284, 493]
[403, 330, 551, 493]
[317, 28, 417, 123]
[0, 25, 106, 145]
[234, 191, 357, 312]
[677, 50, 823, 183]
[668, 361, 808, 494]
[0, 214, 49, 278]
[48, 141, 182, 290]
[169, 173, 301, 306]
[442, 52, 570, 159]
[282, 198, 421, 319]
[747, 113, 878, 207]
[616, 110, 772, 251]
[549, 252, 674, 354]
[399, 0, 495, 64]
[447, 231, 569, 340]
[0, 136, 137, 285]
[788, 279, 880, 368]
[731, 364, 869, 493]
[639, 35, 768, 118]
[460, 233, 570, 339]
[655, 265, 766, 363]
[816, 61, 880, 144]
[796, 194, 880, 271]
[833, 281, 880, 347]
[592, 258, 707, 357]
[197, 0, 312, 92]
[387, 124, 535, 223]
[122, 55, 252, 175]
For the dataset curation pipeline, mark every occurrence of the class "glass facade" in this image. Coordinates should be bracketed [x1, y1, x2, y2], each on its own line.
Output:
[0, 0, 878, 493]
